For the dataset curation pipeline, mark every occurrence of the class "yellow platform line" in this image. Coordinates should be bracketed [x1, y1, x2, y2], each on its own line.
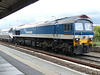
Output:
[0, 49, 59, 75]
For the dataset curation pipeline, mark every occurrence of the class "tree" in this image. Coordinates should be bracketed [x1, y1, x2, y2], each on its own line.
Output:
[93, 26, 100, 41]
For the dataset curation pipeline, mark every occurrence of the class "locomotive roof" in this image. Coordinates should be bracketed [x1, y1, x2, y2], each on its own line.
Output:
[15, 14, 92, 29]
[56, 14, 92, 24]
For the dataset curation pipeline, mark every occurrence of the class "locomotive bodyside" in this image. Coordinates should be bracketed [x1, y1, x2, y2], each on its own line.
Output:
[13, 15, 94, 54]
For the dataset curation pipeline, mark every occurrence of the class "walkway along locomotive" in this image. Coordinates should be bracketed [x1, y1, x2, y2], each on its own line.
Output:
[0, 15, 94, 54]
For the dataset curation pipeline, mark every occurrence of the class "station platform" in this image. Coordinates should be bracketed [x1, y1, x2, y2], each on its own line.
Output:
[0, 44, 86, 75]
[0, 56, 24, 75]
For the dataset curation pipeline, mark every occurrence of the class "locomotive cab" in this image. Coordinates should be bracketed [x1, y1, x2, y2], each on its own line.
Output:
[55, 15, 94, 54]
[73, 19, 93, 54]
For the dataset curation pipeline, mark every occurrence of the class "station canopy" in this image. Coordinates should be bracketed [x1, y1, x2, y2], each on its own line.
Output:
[0, 0, 38, 19]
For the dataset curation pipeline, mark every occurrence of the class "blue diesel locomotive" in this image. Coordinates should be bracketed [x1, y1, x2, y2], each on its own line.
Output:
[8, 15, 94, 54]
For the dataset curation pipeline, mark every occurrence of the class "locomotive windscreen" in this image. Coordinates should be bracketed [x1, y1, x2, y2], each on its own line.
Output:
[75, 19, 93, 31]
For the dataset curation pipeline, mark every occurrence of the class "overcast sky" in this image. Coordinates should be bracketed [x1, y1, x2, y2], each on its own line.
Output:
[0, 0, 100, 29]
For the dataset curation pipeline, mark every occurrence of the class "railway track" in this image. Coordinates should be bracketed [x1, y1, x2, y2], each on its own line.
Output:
[0, 41, 100, 74]
[92, 46, 100, 53]
[71, 54, 100, 65]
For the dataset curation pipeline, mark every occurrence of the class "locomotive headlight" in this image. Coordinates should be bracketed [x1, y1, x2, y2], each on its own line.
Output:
[75, 38, 80, 41]
[89, 38, 93, 41]
[76, 38, 78, 41]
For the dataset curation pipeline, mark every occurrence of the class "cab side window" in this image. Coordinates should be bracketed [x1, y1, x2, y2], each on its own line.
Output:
[64, 24, 72, 31]
[15, 30, 20, 35]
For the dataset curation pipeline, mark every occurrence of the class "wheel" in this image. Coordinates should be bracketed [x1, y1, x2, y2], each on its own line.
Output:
[21, 40, 25, 45]
[43, 45, 47, 50]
